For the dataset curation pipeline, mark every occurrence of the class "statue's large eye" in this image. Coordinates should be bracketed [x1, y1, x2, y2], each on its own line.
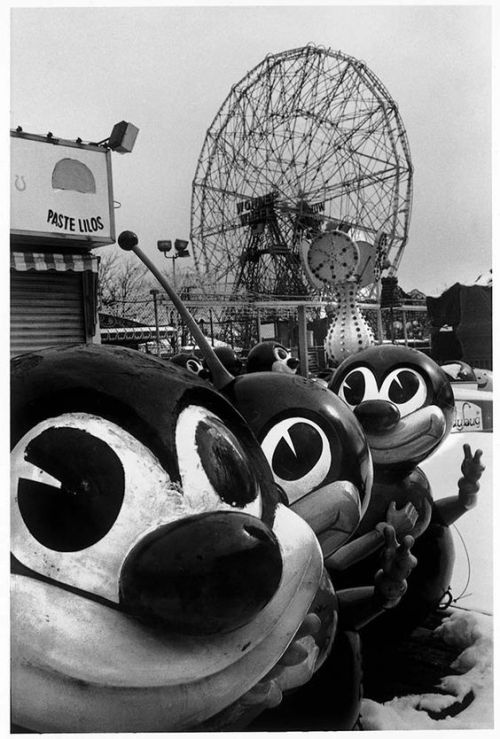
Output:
[380, 368, 428, 417]
[176, 406, 262, 517]
[186, 359, 202, 375]
[11, 406, 263, 603]
[11, 413, 185, 601]
[260, 418, 331, 504]
[15, 426, 125, 552]
[274, 346, 289, 361]
[338, 367, 378, 408]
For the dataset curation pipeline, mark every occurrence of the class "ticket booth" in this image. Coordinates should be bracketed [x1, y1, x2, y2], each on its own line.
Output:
[10, 129, 117, 356]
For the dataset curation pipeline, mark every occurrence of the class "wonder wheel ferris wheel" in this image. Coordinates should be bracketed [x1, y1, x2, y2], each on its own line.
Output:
[190, 44, 413, 302]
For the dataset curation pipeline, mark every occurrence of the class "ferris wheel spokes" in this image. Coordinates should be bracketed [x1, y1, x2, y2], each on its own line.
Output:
[190, 45, 412, 303]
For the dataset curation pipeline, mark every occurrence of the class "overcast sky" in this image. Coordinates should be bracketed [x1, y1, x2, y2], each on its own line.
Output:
[10, 2, 492, 296]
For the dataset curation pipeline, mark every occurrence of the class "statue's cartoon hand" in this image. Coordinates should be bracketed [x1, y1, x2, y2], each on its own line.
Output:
[374, 526, 417, 609]
[385, 501, 419, 536]
[206, 615, 322, 727]
[264, 613, 321, 693]
[458, 444, 484, 508]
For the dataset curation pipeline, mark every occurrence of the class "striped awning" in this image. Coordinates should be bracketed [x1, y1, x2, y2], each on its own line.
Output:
[10, 251, 100, 273]
[100, 326, 175, 342]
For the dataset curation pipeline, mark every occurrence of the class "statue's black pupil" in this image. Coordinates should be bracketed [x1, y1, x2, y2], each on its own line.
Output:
[196, 419, 257, 506]
[272, 423, 323, 481]
[343, 371, 366, 406]
[18, 427, 125, 552]
[388, 371, 420, 404]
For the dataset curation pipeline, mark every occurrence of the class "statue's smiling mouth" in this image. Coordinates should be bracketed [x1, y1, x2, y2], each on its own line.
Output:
[367, 405, 446, 465]
[11, 553, 122, 612]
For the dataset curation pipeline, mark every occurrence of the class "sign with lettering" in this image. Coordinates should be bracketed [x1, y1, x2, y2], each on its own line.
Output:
[11, 132, 115, 247]
[452, 400, 483, 432]
[237, 192, 278, 226]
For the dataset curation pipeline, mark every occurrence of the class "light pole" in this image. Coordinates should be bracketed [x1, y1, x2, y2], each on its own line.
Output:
[150, 288, 161, 356]
[157, 239, 190, 353]
[157, 239, 190, 291]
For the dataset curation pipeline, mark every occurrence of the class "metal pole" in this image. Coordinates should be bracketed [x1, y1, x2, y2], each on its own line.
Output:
[402, 308, 408, 346]
[297, 305, 309, 377]
[376, 280, 384, 343]
[209, 309, 215, 346]
[170, 310, 177, 354]
[118, 232, 234, 389]
[150, 289, 161, 356]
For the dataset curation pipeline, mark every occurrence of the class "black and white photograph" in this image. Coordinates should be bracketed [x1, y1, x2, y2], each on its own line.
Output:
[8, 2, 494, 733]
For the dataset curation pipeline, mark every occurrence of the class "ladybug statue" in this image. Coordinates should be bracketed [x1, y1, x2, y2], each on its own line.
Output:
[246, 341, 300, 374]
[222, 362, 417, 729]
[170, 351, 209, 378]
[328, 344, 484, 638]
[203, 346, 243, 381]
[11, 343, 338, 732]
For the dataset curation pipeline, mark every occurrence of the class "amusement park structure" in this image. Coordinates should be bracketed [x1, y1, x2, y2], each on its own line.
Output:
[190, 45, 413, 316]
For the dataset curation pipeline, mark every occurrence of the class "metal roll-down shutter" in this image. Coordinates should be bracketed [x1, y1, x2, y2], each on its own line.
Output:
[10, 251, 100, 357]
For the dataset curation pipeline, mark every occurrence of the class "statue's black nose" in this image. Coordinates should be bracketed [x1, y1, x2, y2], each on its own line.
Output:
[354, 399, 400, 434]
[119, 510, 283, 635]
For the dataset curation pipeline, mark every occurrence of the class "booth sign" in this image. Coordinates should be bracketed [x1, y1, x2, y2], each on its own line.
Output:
[11, 131, 115, 247]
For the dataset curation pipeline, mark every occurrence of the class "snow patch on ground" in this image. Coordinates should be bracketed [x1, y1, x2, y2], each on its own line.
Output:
[360, 609, 494, 730]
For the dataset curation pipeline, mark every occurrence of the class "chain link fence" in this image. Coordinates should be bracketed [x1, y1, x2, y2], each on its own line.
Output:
[99, 292, 430, 373]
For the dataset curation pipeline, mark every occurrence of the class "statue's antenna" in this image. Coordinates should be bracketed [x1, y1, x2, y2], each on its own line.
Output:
[117, 230, 234, 390]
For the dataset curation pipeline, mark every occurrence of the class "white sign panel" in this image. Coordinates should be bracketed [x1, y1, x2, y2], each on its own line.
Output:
[11, 133, 115, 247]
[260, 322, 276, 340]
[452, 400, 483, 432]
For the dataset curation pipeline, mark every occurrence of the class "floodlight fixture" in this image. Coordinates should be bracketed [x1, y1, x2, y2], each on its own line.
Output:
[174, 239, 190, 257]
[158, 238, 190, 288]
[106, 121, 139, 153]
[158, 240, 173, 253]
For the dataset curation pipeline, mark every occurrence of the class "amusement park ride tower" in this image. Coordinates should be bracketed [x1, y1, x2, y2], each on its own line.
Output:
[301, 227, 387, 364]
[190, 45, 413, 354]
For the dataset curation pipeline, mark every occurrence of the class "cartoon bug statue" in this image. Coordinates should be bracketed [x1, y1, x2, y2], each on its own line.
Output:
[114, 230, 418, 730]
[328, 344, 484, 638]
[11, 343, 334, 732]
[246, 341, 299, 374]
[170, 351, 210, 378]
[201, 346, 244, 383]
